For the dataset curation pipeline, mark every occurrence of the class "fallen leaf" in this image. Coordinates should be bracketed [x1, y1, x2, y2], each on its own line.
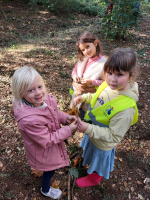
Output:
[137, 181, 142, 185]
[2, 166, 6, 171]
[31, 168, 43, 177]
[144, 184, 150, 190]
[128, 193, 131, 199]
[119, 158, 123, 161]
[63, 191, 67, 196]
[144, 178, 150, 184]
[131, 187, 134, 192]
[0, 161, 3, 168]
[138, 194, 144, 200]
[52, 180, 60, 189]
[124, 181, 128, 187]
[80, 133, 84, 137]
[119, 187, 122, 191]
[112, 184, 115, 187]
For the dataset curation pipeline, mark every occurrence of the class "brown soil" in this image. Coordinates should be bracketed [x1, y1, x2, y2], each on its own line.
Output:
[0, 1, 150, 200]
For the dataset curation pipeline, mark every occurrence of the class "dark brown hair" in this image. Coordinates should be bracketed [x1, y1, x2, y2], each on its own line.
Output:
[76, 31, 102, 61]
[104, 48, 139, 81]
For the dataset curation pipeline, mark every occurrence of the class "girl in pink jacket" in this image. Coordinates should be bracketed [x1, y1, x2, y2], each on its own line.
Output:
[12, 66, 78, 199]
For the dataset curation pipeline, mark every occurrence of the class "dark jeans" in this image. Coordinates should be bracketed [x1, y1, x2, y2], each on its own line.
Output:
[41, 170, 55, 193]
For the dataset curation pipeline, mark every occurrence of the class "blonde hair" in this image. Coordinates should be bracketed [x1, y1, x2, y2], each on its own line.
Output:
[12, 66, 44, 106]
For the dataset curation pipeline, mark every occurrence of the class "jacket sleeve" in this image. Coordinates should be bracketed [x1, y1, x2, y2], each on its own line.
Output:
[57, 110, 69, 125]
[72, 63, 78, 78]
[82, 93, 95, 103]
[85, 108, 135, 144]
[19, 119, 72, 149]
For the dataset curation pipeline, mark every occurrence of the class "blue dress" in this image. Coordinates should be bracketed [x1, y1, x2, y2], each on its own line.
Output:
[80, 134, 115, 179]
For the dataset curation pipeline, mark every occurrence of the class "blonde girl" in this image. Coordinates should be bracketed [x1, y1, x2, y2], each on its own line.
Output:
[12, 66, 78, 199]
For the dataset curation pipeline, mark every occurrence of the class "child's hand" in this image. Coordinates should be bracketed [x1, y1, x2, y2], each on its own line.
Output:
[80, 78, 92, 86]
[77, 118, 88, 133]
[73, 96, 83, 105]
[73, 75, 80, 83]
[69, 119, 78, 133]
[66, 115, 77, 125]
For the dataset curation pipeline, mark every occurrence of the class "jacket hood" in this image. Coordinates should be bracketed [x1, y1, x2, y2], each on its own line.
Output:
[14, 94, 49, 122]
[118, 82, 139, 102]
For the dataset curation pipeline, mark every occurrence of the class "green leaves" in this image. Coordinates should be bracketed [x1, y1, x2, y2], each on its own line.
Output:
[69, 167, 79, 178]
[100, 0, 142, 39]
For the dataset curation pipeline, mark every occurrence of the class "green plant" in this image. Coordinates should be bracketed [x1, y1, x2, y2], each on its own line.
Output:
[100, 0, 142, 39]
[29, 0, 103, 16]
[127, 155, 133, 165]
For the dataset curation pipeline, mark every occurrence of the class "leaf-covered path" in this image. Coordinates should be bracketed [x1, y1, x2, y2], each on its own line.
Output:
[0, 1, 150, 200]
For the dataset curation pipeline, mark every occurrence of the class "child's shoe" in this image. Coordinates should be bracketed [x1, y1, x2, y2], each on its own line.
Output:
[76, 172, 102, 188]
[41, 187, 62, 199]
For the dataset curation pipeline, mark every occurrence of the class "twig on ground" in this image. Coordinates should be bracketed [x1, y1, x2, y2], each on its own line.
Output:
[72, 178, 76, 200]
[70, 152, 78, 159]
[68, 172, 71, 200]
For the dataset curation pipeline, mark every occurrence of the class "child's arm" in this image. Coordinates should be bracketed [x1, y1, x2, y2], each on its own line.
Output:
[81, 79, 103, 87]
[74, 93, 94, 105]
[72, 63, 80, 83]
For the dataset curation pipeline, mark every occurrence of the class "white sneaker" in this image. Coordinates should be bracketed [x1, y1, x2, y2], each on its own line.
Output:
[41, 187, 62, 199]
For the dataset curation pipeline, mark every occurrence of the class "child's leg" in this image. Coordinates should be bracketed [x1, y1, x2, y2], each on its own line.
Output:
[76, 172, 102, 188]
[41, 170, 55, 193]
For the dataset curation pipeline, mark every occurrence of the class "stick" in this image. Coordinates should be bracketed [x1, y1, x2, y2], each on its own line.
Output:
[70, 152, 78, 159]
[72, 178, 76, 200]
[68, 172, 71, 200]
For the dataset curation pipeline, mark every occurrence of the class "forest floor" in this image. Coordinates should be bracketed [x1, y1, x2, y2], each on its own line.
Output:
[0, 1, 150, 200]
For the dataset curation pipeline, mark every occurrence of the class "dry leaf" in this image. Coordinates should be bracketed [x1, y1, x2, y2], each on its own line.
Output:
[66, 107, 79, 124]
[73, 156, 81, 167]
[128, 193, 131, 199]
[138, 194, 144, 200]
[144, 184, 150, 190]
[137, 181, 142, 185]
[131, 187, 134, 192]
[119, 187, 122, 191]
[52, 180, 60, 189]
[31, 168, 43, 177]
[124, 181, 128, 187]
[144, 178, 150, 184]
[119, 158, 123, 161]
[2, 166, 6, 171]
[112, 184, 115, 187]
[63, 191, 67, 196]
[79, 133, 84, 137]
[0, 161, 3, 168]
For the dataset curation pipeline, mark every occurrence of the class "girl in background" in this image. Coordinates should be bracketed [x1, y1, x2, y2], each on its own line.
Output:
[69, 31, 106, 118]
[74, 48, 139, 187]
[12, 66, 77, 199]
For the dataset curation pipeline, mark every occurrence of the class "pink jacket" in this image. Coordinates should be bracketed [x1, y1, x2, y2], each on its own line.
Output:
[14, 94, 72, 171]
